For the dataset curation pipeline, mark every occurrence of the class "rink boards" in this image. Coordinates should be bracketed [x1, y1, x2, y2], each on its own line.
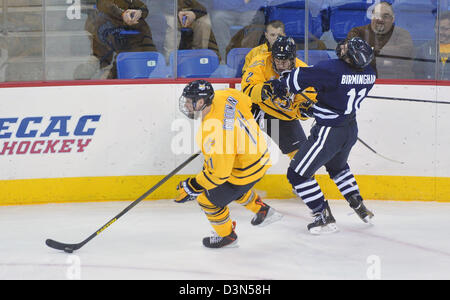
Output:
[0, 80, 449, 205]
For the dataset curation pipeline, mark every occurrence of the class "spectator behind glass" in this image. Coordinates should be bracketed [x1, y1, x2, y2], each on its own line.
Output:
[145, 0, 219, 62]
[346, 1, 414, 79]
[414, 11, 450, 80]
[241, 20, 286, 74]
[210, 0, 267, 63]
[83, 0, 156, 79]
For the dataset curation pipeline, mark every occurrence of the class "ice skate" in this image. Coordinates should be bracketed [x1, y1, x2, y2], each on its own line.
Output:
[251, 198, 283, 227]
[307, 201, 338, 235]
[202, 222, 238, 248]
[346, 194, 374, 223]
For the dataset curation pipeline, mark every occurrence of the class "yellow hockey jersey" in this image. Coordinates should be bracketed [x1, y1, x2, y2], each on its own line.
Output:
[242, 43, 269, 74]
[241, 52, 317, 121]
[195, 88, 271, 190]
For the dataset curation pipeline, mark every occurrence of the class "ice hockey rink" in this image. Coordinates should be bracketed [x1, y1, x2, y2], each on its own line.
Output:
[0, 198, 449, 280]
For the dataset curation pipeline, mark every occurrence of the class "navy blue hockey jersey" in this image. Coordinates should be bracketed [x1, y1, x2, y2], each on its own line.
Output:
[285, 59, 376, 126]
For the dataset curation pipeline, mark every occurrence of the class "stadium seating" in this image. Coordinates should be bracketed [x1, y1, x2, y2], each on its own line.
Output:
[116, 51, 171, 79]
[329, 2, 372, 42]
[264, 1, 323, 43]
[329, 0, 437, 46]
[226, 48, 252, 77]
[170, 49, 220, 78]
[296, 50, 333, 65]
[393, 2, 436, 47]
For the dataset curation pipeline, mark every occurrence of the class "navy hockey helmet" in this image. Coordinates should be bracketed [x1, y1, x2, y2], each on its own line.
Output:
[271, 36, 297, 74]
[179, 80, 215, 119]
[336, 37, 374, 69]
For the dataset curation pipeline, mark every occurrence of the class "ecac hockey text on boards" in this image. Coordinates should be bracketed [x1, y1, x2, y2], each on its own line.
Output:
[0, 115, 100, 155]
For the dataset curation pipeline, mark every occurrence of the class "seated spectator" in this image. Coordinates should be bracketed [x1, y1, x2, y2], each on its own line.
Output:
[346, 1, 414, 79]
[240, 20, 286, 74]
[85, 0, 157, 79]
[414, 11, 450, 80]
[145, 0, 220, 61]
[210, 0, 267, 63]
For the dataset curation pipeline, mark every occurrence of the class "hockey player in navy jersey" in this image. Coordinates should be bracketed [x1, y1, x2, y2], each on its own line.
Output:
[267, 37, 376, 234]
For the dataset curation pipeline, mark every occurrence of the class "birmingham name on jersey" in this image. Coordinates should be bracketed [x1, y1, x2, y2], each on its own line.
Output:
[340, 74, 376, 85]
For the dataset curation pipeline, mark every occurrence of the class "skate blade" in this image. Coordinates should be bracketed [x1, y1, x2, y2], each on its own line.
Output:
[217, 239, 239, 249]
[363, 214, 374, 225]
[309, 223, 339, 235]
[225, 239, 239, 248]
[256, 209, 283, 227]
[203, 238, 239, 249]
[349, 211, 375, 224]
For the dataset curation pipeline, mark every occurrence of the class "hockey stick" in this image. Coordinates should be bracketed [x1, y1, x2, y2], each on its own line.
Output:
[45, 151, 202, 253]
[366, 95, 450, 105]
[294, 89, 403, 164]
[357, 137, 404, 164]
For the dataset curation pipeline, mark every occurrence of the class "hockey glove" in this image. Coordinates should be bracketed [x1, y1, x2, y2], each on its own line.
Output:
[261, 83, 274, 101]
[175, 178, 204, 203]
[299, 99, 315, 118]
[264, 79, 288, 100]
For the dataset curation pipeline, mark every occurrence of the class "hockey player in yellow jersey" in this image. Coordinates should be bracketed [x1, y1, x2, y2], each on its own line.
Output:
[241, 36, 317, 160]
[175, 80, 282, 248]
[241, 20, 286, 75]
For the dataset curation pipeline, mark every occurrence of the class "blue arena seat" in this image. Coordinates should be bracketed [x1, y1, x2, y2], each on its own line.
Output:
[296, 50, 332, 65]
[116, 51, 171, 79]
[329, 2, 372, 42]
[170, 49, 219, 78]
[264, 1, 323, 43]
[393, 2, 436, 47]
[226, 48, 252, 77]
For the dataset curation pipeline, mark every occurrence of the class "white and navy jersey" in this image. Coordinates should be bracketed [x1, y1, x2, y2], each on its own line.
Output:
[285, 59, 376, 126]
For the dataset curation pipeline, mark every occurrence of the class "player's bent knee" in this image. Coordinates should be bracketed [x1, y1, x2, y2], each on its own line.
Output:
[287, 167, 309, 186]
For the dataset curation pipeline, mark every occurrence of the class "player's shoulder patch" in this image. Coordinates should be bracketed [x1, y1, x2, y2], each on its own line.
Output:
[248, 59, 265, 69]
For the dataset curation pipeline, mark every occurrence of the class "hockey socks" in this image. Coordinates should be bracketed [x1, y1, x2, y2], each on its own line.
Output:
[287, 167, 325, 213]
[197, 193, 233, 238]
[331, 167, 374, 223]
[331, 167, 360, 199]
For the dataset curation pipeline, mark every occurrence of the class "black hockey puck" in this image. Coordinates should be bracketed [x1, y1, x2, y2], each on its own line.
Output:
[64, 247, 74, 253]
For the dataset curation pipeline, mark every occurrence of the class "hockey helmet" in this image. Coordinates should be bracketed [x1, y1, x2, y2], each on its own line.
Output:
[336, 37, 374, 69]
[179, 80, 215, 119]
[271, 36, 296, 74]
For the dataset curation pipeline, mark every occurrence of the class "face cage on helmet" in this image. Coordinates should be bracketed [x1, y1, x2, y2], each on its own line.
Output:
[179, 95, 206, 120]
[272, 57, 296, 75]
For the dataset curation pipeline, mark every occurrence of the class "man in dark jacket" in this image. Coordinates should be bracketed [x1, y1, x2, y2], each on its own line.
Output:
[346, 1, 414, 79]
[86, 0, 156, 79]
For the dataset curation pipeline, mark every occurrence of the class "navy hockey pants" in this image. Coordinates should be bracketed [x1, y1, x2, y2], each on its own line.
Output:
[290, 119, 358, 178]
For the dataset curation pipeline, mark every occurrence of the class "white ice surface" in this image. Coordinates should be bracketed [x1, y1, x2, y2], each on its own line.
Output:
[0, 199, 449, 280]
